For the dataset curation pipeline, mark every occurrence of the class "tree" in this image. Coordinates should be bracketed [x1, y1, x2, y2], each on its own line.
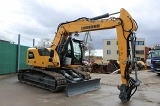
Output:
[36, 38, 52, 48]
[85, 43, 95, 63]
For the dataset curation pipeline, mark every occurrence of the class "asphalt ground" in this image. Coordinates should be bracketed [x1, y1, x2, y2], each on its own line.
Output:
[0, 70, 160, 106]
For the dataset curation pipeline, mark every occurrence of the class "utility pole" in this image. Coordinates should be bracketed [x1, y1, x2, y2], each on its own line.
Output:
[89, 47, 91, 63]
[17, 34, 20, 73]
[33, 39, 35, 47]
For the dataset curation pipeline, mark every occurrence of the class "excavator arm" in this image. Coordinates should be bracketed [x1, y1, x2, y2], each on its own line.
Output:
[50, 8, 140, 102]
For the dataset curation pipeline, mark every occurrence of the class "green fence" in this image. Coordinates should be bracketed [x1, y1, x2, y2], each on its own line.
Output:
[0, 41, 29, 75]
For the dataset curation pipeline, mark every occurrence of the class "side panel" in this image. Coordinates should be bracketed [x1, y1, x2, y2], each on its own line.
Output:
[27, 48, 60, 68]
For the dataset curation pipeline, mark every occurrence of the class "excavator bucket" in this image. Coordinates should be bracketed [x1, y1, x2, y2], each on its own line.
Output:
[66, 78, 101, 96]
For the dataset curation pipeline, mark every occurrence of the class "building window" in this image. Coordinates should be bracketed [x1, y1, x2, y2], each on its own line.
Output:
[107, 50, 111, 54]
[136, 57, 141, 61]
[136, 50, 144, 55]
[135, 41, 144, 45]
[107, 41, 111, 45]
[139, 41, 144, 45]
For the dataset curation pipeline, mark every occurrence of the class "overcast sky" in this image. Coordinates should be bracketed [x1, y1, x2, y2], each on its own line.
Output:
[0, 0, 160, 49]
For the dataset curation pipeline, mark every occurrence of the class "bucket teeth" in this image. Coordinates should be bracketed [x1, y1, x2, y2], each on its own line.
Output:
[66, 78, 101, 96]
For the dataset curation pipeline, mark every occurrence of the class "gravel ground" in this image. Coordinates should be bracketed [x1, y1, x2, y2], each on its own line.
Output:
[0, 70, 160, 106]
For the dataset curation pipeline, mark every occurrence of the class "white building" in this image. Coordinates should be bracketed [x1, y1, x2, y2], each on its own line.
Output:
[103, 38, 145, 62]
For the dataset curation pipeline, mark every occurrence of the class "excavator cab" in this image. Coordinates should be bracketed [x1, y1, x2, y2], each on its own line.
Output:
[56, 35, 85, 68]
[63, 38, 83, 65]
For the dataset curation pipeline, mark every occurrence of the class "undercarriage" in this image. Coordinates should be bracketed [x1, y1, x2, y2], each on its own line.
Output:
[17, 68, 100, 96]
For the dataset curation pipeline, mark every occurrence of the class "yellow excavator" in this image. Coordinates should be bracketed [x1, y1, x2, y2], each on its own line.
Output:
[18, 8, 140, 102]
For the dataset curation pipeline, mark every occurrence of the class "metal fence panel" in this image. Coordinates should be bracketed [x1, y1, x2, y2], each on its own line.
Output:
[0, 41, 29, 75]
[19, 45, 29, 69]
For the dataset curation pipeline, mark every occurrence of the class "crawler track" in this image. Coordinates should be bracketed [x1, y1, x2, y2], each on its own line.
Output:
[17, 68, 67, 92]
